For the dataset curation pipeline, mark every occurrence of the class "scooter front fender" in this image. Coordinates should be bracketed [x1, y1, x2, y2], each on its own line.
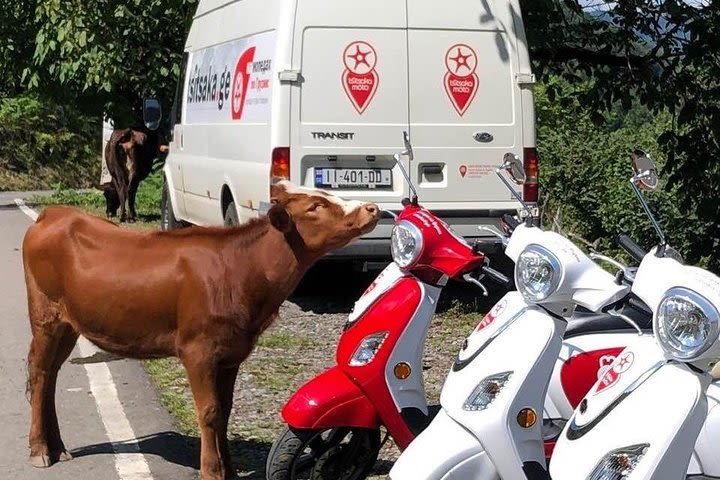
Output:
[442, 292, 564, 479]
[281, 366, 380, 430]
[550, 340, 709, 480]
[389, 409, 498, 480]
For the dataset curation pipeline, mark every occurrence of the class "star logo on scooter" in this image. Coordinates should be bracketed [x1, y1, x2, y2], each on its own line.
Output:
[613, 351, 634, 374]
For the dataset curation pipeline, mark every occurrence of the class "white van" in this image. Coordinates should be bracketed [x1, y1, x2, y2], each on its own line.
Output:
[162, 0, 538, 260]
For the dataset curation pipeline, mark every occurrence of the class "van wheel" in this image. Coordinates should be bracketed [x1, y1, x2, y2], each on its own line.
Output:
[266, 427, 380, 480]
[224, 201, 240, 227]
[161, 180, 184, 231]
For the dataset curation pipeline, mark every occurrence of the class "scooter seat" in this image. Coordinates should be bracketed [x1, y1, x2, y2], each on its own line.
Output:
[565, 303, 653, 338]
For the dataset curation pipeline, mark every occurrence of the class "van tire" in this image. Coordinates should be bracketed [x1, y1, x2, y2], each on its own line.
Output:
[224, 201, 240, 227]
[161, 180, 184, 231]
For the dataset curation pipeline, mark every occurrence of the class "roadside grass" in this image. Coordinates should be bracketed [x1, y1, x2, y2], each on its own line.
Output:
[143, 358, 198, 436]
[29, 170, 164, 230]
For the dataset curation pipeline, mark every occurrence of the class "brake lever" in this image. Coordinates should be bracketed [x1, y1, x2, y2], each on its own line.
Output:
[463, 273, 489, 297]
[477, 225, 509, 247]
[605, 305, 643, 336]
[382, 209, 398, 220]
[589, 252, 636, 283]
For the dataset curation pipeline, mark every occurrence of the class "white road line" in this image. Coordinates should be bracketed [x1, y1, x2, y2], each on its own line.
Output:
[15, 198, 154, 480]
[14, 198, 39, 221]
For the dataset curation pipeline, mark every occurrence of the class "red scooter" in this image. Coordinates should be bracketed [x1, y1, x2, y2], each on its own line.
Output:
[266, 134, 510, 480]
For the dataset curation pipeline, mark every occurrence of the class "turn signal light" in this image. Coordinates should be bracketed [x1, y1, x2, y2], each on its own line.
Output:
[271, 147, 290, 183]
[517, 408, 538, 428]
[394, 362, 412, 380]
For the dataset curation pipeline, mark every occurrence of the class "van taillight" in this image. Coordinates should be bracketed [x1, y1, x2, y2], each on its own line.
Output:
[271, 147, 290, 183]
[523, 147, 539, 203]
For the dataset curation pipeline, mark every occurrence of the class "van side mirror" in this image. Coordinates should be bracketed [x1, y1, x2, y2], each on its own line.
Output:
[143, 98, 162, 131]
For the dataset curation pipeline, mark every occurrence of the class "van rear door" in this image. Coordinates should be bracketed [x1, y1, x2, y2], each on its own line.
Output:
[406, 1, 524, 207]
[289, 1, 410, 205]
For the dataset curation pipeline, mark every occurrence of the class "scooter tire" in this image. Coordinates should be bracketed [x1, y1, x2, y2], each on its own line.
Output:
[266, 426, 381, 480]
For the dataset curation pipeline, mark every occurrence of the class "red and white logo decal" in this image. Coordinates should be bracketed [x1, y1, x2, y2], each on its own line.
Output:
[594, 351, 634, 395]
[232, 47, 256, 120]
[444, 44, 479, 116]
[476, 299, 507, 332]
[459, 165, 468, 178]
[342, 41, 379, 114]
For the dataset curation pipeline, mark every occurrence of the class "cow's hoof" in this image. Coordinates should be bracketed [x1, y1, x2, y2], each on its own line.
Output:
[30, 454, 52, 468]
[127, 218, 136, 223]
[55, 449, 73, 462]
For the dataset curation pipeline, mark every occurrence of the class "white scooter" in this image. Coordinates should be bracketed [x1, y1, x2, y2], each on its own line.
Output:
[390, 154, 637, 479]
[550, 152, 720, 480]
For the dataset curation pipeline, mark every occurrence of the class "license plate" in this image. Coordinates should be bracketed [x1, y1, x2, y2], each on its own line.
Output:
[315, 168, 392, 189]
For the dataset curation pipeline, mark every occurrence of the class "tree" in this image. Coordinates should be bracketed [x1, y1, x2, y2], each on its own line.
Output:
[0, 1, 39, 96]
[520, 0, 720, 270]
[27, 0, 197, 126]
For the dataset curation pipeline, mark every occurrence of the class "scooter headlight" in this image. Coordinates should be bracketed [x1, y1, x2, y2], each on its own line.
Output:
[656, 287, 720, 361]
[588, 444, 648, 480]
[349, 332, 388, 366]
[463, 371, 512, 411]
[391, 221, 423, 269]
[515, 245, 561, 302]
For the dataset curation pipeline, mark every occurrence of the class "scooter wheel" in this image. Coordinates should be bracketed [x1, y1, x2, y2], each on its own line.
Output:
[266, 426, 381, 480]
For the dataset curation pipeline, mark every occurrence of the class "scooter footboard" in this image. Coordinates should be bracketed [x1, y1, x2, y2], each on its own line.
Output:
[389, 409, 498, 480]
[281, 366, 380, 429]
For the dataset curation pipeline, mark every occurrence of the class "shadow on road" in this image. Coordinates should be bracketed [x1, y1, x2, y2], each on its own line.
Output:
[69, 430, 398, 478]
[70, 431, 273, 478]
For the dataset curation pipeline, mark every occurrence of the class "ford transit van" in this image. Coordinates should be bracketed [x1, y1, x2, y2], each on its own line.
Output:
[162, 0, 538, 259]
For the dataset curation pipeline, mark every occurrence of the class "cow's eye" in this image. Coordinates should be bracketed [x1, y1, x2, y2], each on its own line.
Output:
[307, 202, 323, 212]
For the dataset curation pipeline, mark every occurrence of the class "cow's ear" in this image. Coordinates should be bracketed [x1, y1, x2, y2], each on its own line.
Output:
[132, 131, 147, 146]
[268, 204, 294, 233]
[270, 181, 291, 205]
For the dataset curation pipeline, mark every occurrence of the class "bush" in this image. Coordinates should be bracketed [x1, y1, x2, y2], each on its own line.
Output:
[537, 77, 707, 268]
[0, 95, 101, 191]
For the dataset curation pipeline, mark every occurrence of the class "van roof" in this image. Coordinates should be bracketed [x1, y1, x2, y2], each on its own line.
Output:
[195, 0, 240, 18]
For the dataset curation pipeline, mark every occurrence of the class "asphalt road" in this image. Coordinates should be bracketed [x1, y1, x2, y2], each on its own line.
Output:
[0, 192, 197, 480]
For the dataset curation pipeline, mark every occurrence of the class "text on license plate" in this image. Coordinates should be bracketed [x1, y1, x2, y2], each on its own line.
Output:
[315, 168, 392, 189]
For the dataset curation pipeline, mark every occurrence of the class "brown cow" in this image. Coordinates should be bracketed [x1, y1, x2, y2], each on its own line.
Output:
[103, 127, 165, 222]
[22, 182, 379, 479]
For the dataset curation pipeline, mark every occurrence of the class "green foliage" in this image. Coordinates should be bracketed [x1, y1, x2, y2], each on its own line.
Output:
[522, 0, 720, 270]
[26, 0, 197, 125]
[0, 95, 100, 191]
[537, 77, 707, 268]
[0, 1, 37, 96]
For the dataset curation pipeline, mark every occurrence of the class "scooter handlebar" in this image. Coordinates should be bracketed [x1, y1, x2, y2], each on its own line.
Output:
[617, 234, 647, 264]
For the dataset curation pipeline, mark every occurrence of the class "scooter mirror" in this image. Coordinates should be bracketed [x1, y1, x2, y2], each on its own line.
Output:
[631, 150, 658, 191]
[502, 153, 526, 185]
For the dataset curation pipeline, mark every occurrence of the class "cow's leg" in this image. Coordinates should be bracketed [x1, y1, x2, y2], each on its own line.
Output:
[27, 306, 64, 468]
[181, 348, 226, 480]
[112, 174, 129, 223]
[217, 364, 239, 476]
[127, 174, 141, 223]
[46, 325, 79, 463]
[103, 187, 120, 218]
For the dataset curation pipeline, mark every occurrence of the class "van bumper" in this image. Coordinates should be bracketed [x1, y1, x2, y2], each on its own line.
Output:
[326, 209, 516, 259]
